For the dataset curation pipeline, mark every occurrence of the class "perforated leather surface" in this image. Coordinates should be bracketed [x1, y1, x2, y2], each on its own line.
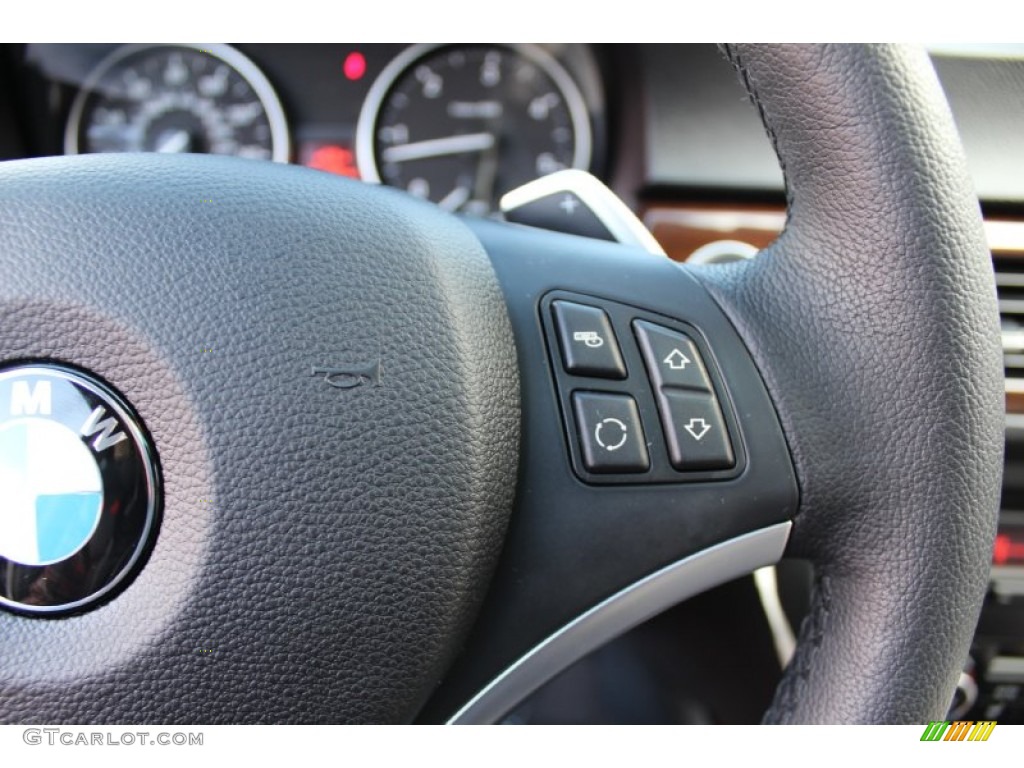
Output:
[0, 154, 519, 723]
[697, 45, 1003, 723]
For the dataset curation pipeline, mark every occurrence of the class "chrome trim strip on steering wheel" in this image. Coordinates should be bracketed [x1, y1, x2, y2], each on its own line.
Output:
[448, 521, 793, 724]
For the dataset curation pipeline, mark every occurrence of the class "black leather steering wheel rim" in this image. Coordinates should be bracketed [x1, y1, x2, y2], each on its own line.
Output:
[699, 44, 1003, 722]
[0, 43, 1003, 725]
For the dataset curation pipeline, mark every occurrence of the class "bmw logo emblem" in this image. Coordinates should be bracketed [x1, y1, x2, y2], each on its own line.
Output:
[0, 364, 159, 615]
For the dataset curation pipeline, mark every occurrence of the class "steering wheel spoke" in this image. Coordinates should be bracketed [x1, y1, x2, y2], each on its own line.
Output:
[421, 220, 798, 723]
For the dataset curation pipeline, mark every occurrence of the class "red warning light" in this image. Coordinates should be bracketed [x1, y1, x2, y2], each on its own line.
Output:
[994, 532, 1024, 566]
[305, 144, 360, 179]
[996, 533, 1011, 565]
[344, 52, 367, 81]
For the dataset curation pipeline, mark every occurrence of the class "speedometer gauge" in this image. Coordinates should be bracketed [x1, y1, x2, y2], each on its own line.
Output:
[65, 44, 289, 162]
[356, 44, 592, 215]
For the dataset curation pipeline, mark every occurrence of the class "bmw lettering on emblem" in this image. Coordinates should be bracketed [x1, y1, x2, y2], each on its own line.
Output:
[0, 364, 159, 615]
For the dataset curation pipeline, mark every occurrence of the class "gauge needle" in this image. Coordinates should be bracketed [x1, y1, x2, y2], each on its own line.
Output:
[438, 186, 472, 212]
[154, 129, 191, 154]
[381, 132, 496, 164]
[470, 140, 499, 211]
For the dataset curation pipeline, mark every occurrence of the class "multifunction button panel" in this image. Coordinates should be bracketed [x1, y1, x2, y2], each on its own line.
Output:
[543, 292, 744, 485]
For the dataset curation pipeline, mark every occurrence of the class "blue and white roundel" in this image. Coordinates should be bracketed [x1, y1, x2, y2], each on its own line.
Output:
[0, 417, 103, 566]
[0, 364, 157, 616]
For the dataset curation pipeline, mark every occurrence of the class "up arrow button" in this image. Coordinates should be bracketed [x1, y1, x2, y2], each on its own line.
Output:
[633, 320, 712, 392]
[663, 348, 691, 370]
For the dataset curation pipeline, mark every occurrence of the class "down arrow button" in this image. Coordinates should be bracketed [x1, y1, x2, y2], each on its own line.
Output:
[660, 390, 735, 471]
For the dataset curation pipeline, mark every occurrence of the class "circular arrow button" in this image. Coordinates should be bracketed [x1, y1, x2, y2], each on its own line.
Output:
[594, 417, 629, 451]
[571, 392, 650, 474]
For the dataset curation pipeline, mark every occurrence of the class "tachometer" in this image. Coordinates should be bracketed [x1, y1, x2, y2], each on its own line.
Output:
[356, 44, 592, 214]
[65, 43, 289, 162]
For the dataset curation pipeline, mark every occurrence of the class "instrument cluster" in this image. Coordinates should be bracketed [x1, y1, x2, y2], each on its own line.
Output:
[23, 43, 606, 215]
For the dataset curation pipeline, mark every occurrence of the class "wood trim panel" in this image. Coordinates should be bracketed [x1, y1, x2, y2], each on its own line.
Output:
[642, 203, 784, 262]
[1007, 389, 1024, 415]
[643, 203, 1024, 263]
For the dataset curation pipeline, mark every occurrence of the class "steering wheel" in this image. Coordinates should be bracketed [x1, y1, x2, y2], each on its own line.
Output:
[0, 44, 1002, 724]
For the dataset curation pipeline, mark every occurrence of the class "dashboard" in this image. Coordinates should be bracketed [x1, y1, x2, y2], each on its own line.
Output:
[2, 42, 1024, 724]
